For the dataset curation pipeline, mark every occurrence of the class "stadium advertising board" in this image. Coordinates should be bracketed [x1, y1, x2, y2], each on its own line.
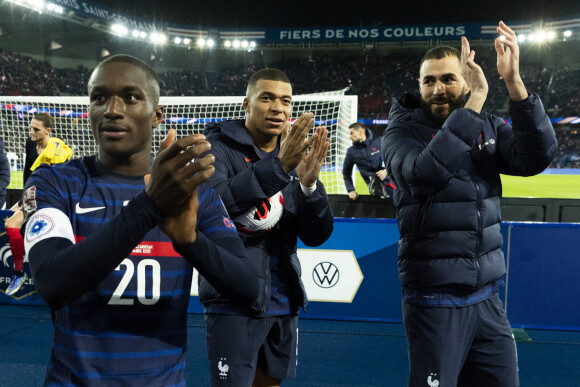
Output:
[45, 0, 568, 45]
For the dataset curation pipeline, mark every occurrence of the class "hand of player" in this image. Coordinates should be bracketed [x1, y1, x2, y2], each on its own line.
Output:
[461, 36, 489, 97]
[376, 169, 387, 180]
[296, 126, 329, 187]
[144, 130, 215, 244]
[278, 112, 317, 173]
[495, 21, 528, 100]
[348, 191, 358, 200]
[144, 174, 200, 245]
[461, 36, 488, 113]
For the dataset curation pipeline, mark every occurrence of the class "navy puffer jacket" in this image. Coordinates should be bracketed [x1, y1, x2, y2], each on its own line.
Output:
[199, 119, 334, 314]
[382, 93, 557, 291]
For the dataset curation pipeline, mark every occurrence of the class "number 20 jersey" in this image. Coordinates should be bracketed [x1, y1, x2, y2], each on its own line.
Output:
[23, 155, 238, 386]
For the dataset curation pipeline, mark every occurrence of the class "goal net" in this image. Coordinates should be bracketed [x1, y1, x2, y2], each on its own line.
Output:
[0, 90, 357, 194]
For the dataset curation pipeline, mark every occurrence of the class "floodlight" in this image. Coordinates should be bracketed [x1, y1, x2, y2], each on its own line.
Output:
[207, 39, 215, 48]
[174, 37, 182, 44]
[499, 35, 506, 42]
[517, 34, 526, 42]
[183, 38, 191, 44]
[197, 38, 206, 47]
[563, 30, 572, 37]
[111, 24, 128, 36]
[132, 30, 140, 38]
[233, 40, 240, 48]
[150, 32, 167, 44]
[250, 41, 256, 48]
[547, 31, 556, 40]
[224, 40, 232, 48]
[536, 31, 547, 42]
[241, 40, 249, 48]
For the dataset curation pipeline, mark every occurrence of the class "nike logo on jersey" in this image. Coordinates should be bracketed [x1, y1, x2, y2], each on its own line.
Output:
[75, 203, 105, 214]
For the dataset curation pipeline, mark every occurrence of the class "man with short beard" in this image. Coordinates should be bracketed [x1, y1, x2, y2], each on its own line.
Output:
[382, 22, 557, 387]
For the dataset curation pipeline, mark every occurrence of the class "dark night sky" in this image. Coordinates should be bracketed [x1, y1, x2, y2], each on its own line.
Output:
[92, 0, 580, 29]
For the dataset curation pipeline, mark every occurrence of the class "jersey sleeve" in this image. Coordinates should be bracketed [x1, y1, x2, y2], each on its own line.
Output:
[173, 184, 258, 306]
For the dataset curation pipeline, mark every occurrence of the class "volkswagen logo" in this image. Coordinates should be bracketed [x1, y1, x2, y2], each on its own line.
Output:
[312, 262, 339, 288]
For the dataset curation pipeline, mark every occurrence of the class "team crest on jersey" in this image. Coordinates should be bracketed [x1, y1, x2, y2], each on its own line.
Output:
[25, 214, 56, 243]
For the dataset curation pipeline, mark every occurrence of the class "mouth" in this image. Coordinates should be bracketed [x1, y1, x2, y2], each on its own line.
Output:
[431, 101, 449, 110]
[101, 125, 128, 139]
[266, 117, 284, 127]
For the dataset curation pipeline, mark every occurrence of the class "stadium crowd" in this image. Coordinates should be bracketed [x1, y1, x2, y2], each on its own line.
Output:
[1, 47, 579, 167]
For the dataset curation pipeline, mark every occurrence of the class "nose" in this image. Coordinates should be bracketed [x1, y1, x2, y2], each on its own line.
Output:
[433, 81, 445, 95]
[104, 96, 124, 119]
[271, 99, 283, 113]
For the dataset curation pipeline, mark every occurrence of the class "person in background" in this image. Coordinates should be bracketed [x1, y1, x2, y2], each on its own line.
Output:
[342, 122, 395, 200]
[4, 113, 72, 296]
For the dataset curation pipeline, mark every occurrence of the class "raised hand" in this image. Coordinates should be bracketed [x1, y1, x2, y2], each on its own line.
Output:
[495, 21, 528, 100]
[460, 36, 489, 96]
[461, 35, 488, 113]
[296, 125, 330, 187]
[278, 112, 317, 173]
[144, 130, 215, 244]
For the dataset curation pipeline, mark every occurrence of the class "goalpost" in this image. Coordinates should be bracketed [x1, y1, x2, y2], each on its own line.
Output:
[0, 90, 357, 194]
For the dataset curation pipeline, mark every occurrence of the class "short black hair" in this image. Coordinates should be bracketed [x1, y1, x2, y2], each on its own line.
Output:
[89, 54, 161, 105]
[420, 46, 461, 69]
[246, 68, 291, 96]
[349, 122, 365, 131]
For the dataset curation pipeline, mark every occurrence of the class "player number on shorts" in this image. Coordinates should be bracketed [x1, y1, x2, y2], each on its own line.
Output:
[109, 258, 161, 305]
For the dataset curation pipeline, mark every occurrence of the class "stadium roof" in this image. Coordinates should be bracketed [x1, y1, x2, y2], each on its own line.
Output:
[91, 0, 580, 28]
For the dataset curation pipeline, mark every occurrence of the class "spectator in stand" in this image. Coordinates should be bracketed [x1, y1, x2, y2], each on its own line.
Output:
[342, 122, 395, 200]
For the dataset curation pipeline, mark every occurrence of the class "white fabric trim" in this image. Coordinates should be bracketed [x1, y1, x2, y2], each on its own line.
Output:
[24, 208, 74, 256]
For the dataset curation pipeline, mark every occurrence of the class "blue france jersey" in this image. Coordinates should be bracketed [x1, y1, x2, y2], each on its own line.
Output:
[24, 155, 239, 386]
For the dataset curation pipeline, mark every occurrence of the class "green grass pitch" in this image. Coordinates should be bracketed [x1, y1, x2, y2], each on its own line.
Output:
[319, 171, 580, 199]
[10, 170, 580, 199]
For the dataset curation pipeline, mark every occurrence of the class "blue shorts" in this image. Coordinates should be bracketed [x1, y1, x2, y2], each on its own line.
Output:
[403, 292, 519, 387]
[205, 314, 298, 386]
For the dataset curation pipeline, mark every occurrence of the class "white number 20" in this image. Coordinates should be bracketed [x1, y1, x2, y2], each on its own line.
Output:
[109, 258, 161, 305]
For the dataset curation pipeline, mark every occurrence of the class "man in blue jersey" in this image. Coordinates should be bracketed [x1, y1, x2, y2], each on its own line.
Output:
[382, 22, 556, 386]
[199, 68, 334, 386]
[21, 54, 258, 386]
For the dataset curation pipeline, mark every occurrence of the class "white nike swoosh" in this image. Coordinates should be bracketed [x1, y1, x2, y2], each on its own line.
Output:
[75, 203, 105, 214]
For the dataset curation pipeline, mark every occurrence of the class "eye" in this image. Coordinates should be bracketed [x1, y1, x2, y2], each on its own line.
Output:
[125, 94, 138, 102]
[90, 94, 106, 103]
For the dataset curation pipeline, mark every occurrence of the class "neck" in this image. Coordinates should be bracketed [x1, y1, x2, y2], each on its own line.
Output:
[247, 129, 277, 152]
[37, 137, 50, 151]
[97, 150, 151, 176]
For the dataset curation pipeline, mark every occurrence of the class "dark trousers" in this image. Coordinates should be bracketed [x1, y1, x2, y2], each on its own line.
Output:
[403, 293, 519, 387]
